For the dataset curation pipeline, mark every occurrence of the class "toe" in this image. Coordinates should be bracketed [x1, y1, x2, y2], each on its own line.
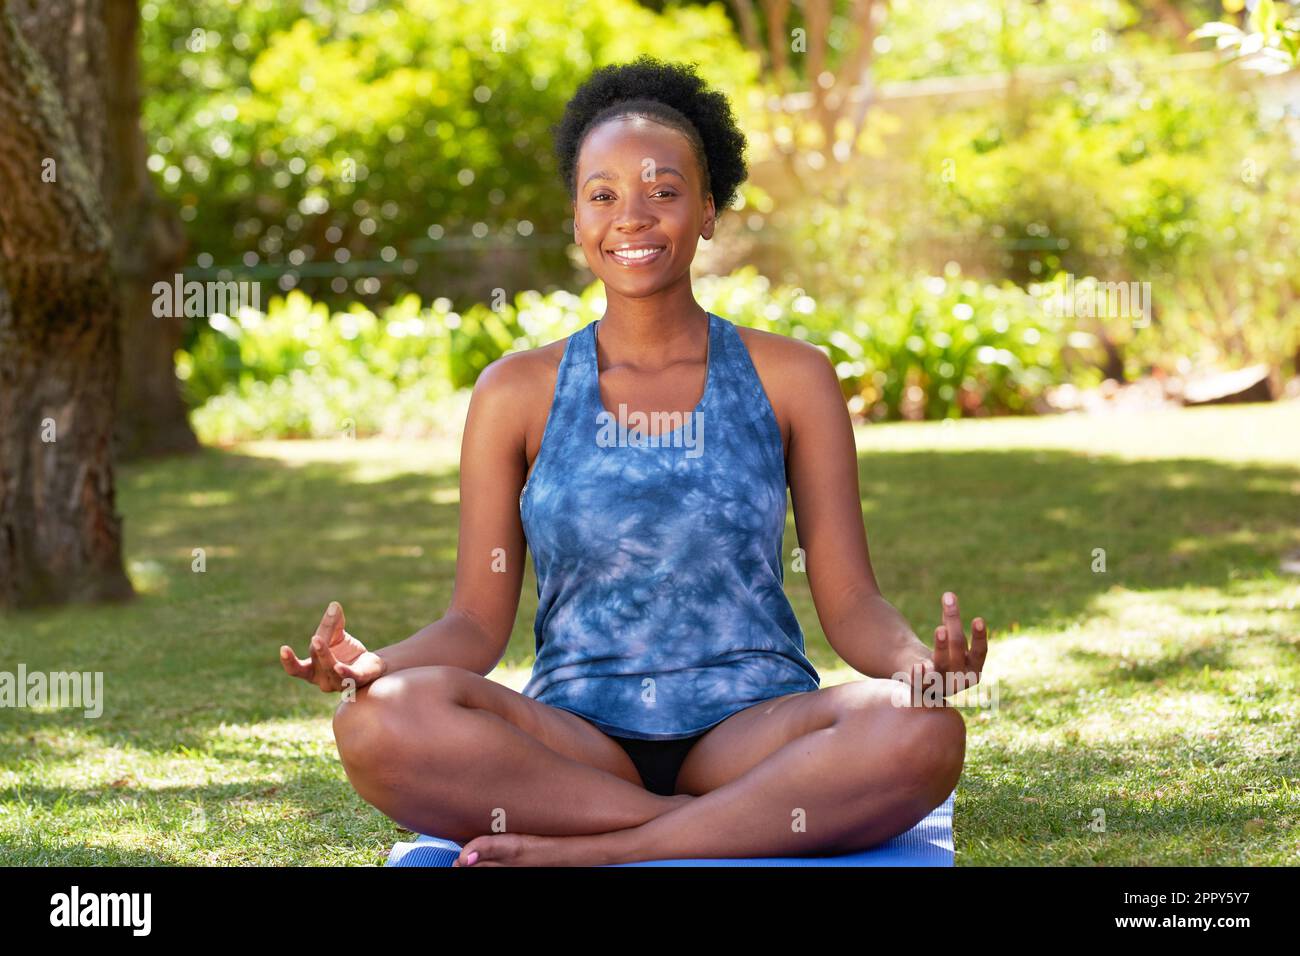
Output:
[455, 838, 486, 866]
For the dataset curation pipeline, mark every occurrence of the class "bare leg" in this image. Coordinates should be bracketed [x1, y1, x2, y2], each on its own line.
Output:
[332, 665, 691, 844]
[454, 678, 965, 865]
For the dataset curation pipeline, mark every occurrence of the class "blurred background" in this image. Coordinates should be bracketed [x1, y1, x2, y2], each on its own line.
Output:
[1, 0, 1297, 865]
[140, 0, 1300, 442]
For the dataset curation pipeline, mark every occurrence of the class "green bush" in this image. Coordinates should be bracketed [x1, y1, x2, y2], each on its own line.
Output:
[910, 68, 1300, 377]
[182, 266, 1078, 442]
[177, 290, 456, 405]
[189, 365, 470, 444]
[696, 266, 1076, 420]
[141, 0, 758, 318]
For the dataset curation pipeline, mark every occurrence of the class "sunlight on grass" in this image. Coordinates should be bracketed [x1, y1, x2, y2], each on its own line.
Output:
[853, 400, 1300, 465]
[2, 401, 1297, 865]
[238, 436, 461, 481]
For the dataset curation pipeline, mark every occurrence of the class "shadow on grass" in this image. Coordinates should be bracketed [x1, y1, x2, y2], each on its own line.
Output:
[955, 729, 1298, 863]
[0, 769, 388, 865]
[1, 443, 1296, 759]
[1063, 641, 1234, 684]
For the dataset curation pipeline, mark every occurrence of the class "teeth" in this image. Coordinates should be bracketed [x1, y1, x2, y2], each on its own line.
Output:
[611, 247, 662, 259]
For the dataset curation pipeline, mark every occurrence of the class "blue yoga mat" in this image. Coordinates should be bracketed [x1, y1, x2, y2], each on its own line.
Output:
[386, 789, 954, 867]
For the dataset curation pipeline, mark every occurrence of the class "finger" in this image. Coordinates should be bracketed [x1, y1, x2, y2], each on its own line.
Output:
[914, 655, 941, 706]
[279, 645, 312, 679]
[941, 591, 968, 669]
[933, 625, 951, 673]
[970, 617, 989, 672]
[313, 601, 344, 647]
[334, 658, 367, 682]
[905, 658, 923, 696]
[311, 633, 342, 690]
[922, 656, 938, 695]
[328, 605, 348, 649]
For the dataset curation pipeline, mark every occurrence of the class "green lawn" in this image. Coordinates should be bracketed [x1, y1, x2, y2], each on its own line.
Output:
[2, 400, 1298, 865]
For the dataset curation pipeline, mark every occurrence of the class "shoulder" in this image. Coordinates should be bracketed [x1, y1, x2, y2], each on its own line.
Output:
[471, 332, 573, 409]
[462, 332, 576, 462]
[731, 322, 838, 397]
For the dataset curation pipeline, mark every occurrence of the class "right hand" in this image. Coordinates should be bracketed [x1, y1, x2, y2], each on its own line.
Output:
[279, 602, 386, 692]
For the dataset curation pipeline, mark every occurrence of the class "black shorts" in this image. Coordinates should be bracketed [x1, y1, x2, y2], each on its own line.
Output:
[608, 731, 708, 796]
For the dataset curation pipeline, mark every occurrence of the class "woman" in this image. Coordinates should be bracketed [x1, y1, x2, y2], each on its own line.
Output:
[280, 57, 989, 866]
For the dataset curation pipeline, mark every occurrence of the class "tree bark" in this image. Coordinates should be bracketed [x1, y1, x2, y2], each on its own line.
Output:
[0, 0, 134, 607]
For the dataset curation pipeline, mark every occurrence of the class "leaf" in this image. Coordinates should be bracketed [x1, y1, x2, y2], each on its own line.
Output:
[1237, 32, 1267, 56]
[1190, 21, 1243, 39]
[1251, 0, 1278, 37]
[1255, 45, 1297, 61]
[1240, 52, 1294, 74]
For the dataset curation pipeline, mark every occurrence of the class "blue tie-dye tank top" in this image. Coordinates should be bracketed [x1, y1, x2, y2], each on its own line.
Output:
[519, 310, 821, 740]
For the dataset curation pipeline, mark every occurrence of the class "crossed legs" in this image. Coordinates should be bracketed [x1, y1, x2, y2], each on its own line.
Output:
[332, 665, 964, 865]
[331, 665, 688, 843]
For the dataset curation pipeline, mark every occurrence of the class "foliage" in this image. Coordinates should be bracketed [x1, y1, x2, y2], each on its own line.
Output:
[179, 290, 461, 442]
[872, 0, 1169, 82]
[1192, 0, 1300, 74]
[153, 0, 1300, 436]
[895, 67, 1300, 377]
[140, 0, 758, 315]
[177, 290, 455, 404]
[698, 266, 1076, 421]
[181, 265, 1078, 442]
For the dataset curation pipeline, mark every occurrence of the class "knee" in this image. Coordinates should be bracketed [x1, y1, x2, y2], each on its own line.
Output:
[332, 665, 470, 775]
[833, 680, 965, 800]
[893, 704, 965, 800]
[331, 681, 391, 778]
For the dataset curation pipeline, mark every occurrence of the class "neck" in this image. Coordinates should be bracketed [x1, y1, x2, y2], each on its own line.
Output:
[597, 287, 709, 370]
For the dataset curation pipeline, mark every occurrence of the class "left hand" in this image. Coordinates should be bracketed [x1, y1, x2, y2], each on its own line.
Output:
[909, 591, 989, 699]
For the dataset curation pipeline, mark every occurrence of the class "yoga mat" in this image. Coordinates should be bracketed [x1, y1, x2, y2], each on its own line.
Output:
[385, 789, 954, 867]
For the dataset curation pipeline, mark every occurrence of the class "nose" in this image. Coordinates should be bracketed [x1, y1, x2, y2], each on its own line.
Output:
[611, 191, 657, 232]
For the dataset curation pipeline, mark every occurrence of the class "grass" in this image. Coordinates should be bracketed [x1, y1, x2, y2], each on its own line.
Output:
[1, 399, 1298, 865]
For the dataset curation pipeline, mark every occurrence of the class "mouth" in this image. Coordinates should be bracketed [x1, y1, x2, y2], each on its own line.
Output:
[606, 245, 666, 267]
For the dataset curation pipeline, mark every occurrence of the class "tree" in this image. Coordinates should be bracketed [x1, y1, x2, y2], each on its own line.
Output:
[728, 0, 890, 198]
[103, 0, 198, 460]
[0, 0, 134, 607]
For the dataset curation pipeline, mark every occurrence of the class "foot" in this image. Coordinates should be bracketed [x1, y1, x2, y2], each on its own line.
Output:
[453, 832, 578, 866]
[452, 794, 694, 866]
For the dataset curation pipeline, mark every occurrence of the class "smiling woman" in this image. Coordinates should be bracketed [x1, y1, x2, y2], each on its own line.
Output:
[291, 55, 987, 867]
[555, 61, 746, 314]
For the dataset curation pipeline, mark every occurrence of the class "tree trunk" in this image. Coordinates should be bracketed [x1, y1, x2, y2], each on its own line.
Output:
[103, 0, 198, 460]
[0, 0, 134, 607]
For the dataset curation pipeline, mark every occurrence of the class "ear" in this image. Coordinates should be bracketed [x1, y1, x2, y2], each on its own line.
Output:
[701, 195, 717, 241]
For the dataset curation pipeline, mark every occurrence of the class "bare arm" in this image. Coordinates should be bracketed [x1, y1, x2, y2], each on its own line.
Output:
[371, 351, 539, 677]
[371, 608, 505, 677]
[773, 339, 935, 680]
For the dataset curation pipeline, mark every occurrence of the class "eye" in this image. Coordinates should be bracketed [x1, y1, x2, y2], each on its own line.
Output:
[652, 189, 677, 199]
[590, 191, 614, 202]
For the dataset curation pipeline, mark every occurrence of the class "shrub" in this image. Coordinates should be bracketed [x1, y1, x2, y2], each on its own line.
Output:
[181, 266, 1079, 442]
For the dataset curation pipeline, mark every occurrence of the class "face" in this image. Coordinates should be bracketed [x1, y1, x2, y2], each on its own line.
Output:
[572, 116, 716, 298]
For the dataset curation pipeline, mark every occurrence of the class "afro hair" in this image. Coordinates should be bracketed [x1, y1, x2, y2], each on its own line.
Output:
[550, 56, 749, 216]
